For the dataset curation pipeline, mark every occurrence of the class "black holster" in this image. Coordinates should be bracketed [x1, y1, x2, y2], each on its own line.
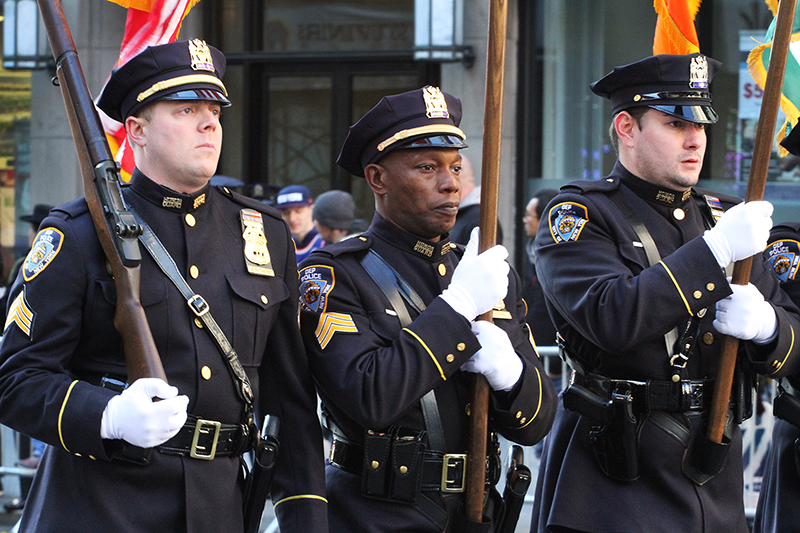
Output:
[681, 411, 730, 486]
[361, 426, 426, 504]
[563, 381, 641, 481]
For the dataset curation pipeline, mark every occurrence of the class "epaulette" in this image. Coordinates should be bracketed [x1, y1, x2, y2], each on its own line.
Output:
[51, 197, 89, 220]
[213, 185, 283, 222]
[309, 233, 373, 259]
[773, 221, 800, 233]
[560, 177, 620, 195]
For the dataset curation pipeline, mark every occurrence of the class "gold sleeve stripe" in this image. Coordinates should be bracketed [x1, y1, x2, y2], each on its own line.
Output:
[658, 261, 693, 316]
[315, 313, 358, 349]
[402, 327, 446, 381]
[58, 380, 79, 452]
[520, 367, 543, 429]
[770, 324, 795, 375]
[273, 494, 328, 508]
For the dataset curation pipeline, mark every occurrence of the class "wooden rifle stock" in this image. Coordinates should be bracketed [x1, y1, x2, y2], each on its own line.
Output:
[466, 0, 508, 522]
[707, 0, 797, 443]
[36, 0, 166, 383]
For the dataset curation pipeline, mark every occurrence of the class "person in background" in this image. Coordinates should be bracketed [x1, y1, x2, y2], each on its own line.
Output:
[522, 189, 559, 348]
[276, 184, 324, 262]
[753, 120, 800, 533]
[299, 85, 556, 532]
[448, 154, 503, 245]
[531, 53, 800, 533]
[0, 40, 327, 532]
[312, 190, 355, 245]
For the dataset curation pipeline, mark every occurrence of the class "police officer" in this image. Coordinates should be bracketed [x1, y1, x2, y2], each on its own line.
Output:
[298, 86, 557, 532]
[0, 40, 327, 532]
[754, 122, 800, 533]
[531, 53, 800, 533]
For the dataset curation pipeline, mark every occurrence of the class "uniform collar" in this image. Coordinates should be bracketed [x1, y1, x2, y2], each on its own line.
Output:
[368, 213, 454, 263]
[128, 167, 211, 214]
[616, 162, 692, 207]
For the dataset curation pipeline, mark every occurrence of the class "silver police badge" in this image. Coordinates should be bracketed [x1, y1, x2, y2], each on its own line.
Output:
[689, 55, 709, 89]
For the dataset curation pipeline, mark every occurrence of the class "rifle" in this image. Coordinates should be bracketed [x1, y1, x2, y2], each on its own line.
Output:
[36, 0, 166, 383]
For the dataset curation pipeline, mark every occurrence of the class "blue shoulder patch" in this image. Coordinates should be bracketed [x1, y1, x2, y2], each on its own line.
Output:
[299, 264, 335, 313]
[764, 238, 800, 283]
[548, 202, 589, 243]
[23, 228, 64, 282]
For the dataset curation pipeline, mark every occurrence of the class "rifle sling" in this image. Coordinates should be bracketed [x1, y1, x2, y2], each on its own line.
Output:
[133, 210, 254, 414]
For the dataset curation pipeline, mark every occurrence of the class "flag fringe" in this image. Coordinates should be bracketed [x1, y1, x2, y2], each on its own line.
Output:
[653, 0, 701, 55]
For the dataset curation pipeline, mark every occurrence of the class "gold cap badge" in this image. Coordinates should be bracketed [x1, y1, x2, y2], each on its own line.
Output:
[189, 39, 215, 72]
[423, 86, 449, 119]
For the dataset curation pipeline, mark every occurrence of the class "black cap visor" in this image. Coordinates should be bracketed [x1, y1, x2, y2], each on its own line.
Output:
[160, 88, 231, 107]
[650, 104, 718, 124]
[399, 134, 468, 150]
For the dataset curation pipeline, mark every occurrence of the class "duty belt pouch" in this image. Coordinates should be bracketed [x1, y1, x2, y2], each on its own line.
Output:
[362, 429, 393, 499]
[681, 411, 731, 485]
[589, 383, 640, 481]
[773, 384, 800, 428]
[389, 428, 426, 503]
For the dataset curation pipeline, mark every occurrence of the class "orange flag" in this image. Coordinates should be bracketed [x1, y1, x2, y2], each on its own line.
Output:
[653, 0, 702, 55]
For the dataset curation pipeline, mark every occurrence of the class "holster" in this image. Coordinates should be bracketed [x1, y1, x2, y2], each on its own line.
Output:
[589, 382, 640, 481]
[681, 411, 730, 486]
[361, 426, 426, 504]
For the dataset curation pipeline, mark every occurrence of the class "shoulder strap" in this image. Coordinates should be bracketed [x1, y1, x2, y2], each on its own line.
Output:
[133, 210, 254, 415]
[358, 249, 446, 452]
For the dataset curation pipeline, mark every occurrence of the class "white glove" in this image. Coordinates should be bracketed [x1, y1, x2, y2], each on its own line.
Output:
[100, 378, 189, 448]
[713, 282, 777, 344]
[703, 201, 773, 268]
[440, 227, 510, 321]
[461, 320, 523, 391]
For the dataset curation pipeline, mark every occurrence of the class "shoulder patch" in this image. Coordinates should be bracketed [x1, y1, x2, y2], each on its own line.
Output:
[299, 264, 335, 313]
[4, 286, 35, 338]
[548, 202, 589, 243]
[764, 238, 800, 283]
[23, 228, 64, 282]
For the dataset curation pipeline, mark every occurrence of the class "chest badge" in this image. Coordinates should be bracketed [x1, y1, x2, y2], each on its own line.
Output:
[240, 209, 274, 277]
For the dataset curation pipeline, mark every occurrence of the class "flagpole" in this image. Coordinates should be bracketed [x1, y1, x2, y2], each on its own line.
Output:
[707, 0, 798, 443]
[465, 0, 508, 522]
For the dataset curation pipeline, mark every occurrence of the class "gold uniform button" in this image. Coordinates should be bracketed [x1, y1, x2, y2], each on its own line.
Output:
[223, 187, 230, 194]
[706, 283, 715, 291]
[519, 417, 527, 425]
[89, 455, 97, 461]
[261, 295, 269, 305]
[371, 460, 380, 470]
[703, 332, 714, 345]
[673, 208, 685, 220]
[185, 213, 196, 227]
[457, 342, 466, 352]
[194, 318, 203, 328]
[515, 411, 522, 419]
[672, 374, 681, 382]
[450, 242, 457, 249]
[201, 366, 212, 380]
[693, 290, 702, 299]
[465, 403, 471, 416]
[359, 237, 367, 241]
[438, 264, 447, 276]
[190, 265, 199, 279]
[399, 465, 408, 474]
[446, 354, 455, 363]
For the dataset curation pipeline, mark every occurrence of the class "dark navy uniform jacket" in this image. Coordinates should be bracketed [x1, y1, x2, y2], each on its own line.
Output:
[754, 221, 800, 533]
[0, 170, 327, 532]
[531, 162, 800, 533]
[298, 214, 557, 532]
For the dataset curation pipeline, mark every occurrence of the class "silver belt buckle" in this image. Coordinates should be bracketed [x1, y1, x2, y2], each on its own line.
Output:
[190, 419, 221, 460]
[441, 453, 467, 493]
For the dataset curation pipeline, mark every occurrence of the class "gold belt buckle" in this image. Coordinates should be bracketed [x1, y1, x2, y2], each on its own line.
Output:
[441, 453, 467, 493]
[190, 419, 222, 460]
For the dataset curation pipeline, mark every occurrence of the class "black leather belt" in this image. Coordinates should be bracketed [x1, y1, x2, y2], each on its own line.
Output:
[574, 372, 714, 412]
[157, 415, 252, 460]
[330, 438, 469, 493]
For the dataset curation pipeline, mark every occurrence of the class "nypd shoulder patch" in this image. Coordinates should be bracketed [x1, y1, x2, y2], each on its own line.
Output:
[765, 238, 800, 283]
[23, 228, 64, 282]
[548, 202, 589, 244]
[299, 264, 335, 314]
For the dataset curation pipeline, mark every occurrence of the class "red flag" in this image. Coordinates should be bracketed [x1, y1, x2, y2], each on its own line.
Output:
[100, 0, 202, 180]
[653, 0, 702, 55]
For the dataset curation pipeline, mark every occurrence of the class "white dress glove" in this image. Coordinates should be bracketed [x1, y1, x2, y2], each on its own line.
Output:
[713, 282, 777, 344]
[461, 320, 523, 392]
[703, 201, 773, 268]
[440, 227, 510, 321]
[100, 378, 189, 448]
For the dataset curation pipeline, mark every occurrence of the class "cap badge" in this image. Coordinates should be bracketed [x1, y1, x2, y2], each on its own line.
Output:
[189, 39, 215, 72]
[689, 55, 709, 89]
[423, 86, 449, 119]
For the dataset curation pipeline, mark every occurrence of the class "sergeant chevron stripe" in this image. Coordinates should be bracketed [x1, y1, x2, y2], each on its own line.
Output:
[5, 287, 35, 337]
[315, 312, 357, 349]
